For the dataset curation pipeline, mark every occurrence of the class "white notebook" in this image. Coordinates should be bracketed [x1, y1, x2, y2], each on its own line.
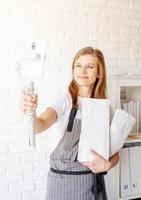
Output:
[109, 108, 136, 157]
[78, 98, 109, 162]
[77, 100, 136, 162]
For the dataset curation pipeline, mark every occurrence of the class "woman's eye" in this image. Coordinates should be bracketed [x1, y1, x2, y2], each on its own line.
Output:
[75, 65, 81, 68]
[87, 66, 94, 69]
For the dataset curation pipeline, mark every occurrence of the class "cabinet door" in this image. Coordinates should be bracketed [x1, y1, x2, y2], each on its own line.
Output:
[138, 147, 141, 191]
[129, 147, 140, 195]
[120, 148, 131, 197]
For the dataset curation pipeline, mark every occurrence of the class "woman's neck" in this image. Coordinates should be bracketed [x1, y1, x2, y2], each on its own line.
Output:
[78, 86, 93, 97]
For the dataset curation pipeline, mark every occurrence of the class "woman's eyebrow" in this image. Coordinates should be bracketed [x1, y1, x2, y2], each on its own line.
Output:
[75, 62, 95, 65]
[86, 63, 96, 65]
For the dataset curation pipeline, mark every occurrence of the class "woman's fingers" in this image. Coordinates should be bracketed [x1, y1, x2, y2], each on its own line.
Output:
[81, 150, 120, 173]
[19, 87, 38, 113]
[81, 149, 108, 173]
[32, 94, 38, 102]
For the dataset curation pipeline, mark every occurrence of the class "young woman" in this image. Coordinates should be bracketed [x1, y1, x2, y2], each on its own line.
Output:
[20, 47, 119, 200]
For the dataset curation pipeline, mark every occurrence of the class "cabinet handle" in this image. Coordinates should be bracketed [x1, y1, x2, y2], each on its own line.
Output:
[133, 183, 137, 188]
[124, 184, 128, 190]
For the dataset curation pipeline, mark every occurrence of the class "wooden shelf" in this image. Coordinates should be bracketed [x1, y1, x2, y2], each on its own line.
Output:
[128, 133, 141, 139]
[123, 134, 141, 148]
[126, 133, 141, 143]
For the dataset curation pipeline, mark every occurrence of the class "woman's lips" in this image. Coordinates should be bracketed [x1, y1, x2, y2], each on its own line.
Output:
[77, 76, 89, 79]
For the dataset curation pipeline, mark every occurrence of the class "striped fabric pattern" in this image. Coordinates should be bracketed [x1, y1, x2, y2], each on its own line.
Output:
[46, 119, 107, 200]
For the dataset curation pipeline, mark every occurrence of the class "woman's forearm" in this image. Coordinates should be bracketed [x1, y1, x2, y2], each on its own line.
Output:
[34, 108, 57, 134]
[106, 152, 120, 171]
[33, 113, 47, 134]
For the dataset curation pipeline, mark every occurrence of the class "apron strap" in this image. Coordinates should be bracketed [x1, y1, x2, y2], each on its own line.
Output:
[50, 167, 92, 175]
[92, 173, 108, 200]
[67, 108, 77, 132]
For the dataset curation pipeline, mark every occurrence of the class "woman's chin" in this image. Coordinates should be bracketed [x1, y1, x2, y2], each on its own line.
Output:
[76, 81, 91, 87]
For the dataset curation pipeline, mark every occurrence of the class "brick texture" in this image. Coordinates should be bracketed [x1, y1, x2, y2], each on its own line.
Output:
[0, 0, 141, 199]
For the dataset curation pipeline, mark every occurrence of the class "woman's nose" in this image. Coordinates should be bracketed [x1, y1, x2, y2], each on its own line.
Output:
[81, 66, 87, 74]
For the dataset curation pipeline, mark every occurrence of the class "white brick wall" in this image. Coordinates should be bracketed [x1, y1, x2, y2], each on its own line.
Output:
[0, 0, 141, 199]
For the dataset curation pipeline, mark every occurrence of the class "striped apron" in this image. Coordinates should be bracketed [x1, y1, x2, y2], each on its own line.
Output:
[46, 108, 108, 200]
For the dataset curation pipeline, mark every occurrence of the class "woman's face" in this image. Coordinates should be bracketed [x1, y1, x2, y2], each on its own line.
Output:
[73, 54, 99, 87]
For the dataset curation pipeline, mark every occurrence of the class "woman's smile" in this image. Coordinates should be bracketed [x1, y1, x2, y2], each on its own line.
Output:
[77, 76, 89, 79]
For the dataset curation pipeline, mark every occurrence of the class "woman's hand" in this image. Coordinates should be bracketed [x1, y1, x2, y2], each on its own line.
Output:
[19, 87, 38, 114]
[81, 149, 119, 173]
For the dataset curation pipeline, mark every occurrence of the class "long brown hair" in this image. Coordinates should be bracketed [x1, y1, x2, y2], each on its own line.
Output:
[68, 46, 107, 108]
